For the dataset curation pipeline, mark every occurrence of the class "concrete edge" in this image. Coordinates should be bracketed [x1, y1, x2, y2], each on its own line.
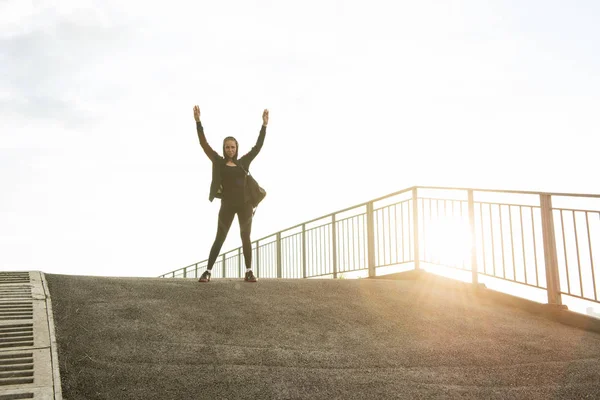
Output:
[473, 285, 600, 335]
[374, 269, 600, 335]
[40, 272, 63, 400]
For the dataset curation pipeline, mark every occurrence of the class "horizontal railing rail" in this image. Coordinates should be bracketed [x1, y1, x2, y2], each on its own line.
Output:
[160, 185, 600, 310]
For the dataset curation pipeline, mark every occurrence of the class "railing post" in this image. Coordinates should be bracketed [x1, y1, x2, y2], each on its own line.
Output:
[468, 190, 479, 285]
[540, 194, 562, 306]
[412, 188, 420, 271]
[222, 254, 226, 278]
[332, 214, 338, 279]
[302, 224, 307, 278]
[367, 201, 376, 278]
[183, 267, 187, 278]
[256, 240, 260, 278]
[238, 247, 242, 278]
[195, 263, 198, 279]
[277, 232, 282, 278]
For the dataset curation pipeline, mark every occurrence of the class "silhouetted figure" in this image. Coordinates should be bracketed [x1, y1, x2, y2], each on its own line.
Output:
[193, 105, 269, 283]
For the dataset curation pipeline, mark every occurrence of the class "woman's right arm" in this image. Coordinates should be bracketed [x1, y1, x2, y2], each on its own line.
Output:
[194, 105, 218, 161]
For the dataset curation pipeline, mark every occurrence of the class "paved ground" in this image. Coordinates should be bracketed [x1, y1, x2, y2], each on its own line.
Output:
[45, 274, 600, 400]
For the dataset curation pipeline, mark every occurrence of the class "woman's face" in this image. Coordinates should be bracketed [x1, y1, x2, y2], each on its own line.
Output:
[224, 139, 237, 160]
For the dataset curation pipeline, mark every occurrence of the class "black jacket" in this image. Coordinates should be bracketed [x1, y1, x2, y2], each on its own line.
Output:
[196, 121, 266, 202]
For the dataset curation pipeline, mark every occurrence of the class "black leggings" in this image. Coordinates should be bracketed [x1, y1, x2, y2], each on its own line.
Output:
[207, 201, 254, 270]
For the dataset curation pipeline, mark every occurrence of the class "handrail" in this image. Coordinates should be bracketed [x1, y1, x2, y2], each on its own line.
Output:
[417, 185, 600, 198]
[254, 186, 416, 241]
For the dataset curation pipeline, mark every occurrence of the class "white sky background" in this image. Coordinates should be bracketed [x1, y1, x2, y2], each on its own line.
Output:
[1, 0, 599, 277]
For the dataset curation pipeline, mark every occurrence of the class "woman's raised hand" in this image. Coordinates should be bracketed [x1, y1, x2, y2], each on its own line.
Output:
[262, 109, 269, 126]
[193, 105, 201, 122]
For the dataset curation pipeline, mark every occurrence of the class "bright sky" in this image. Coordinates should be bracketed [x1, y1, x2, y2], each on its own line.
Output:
[2, 0, 600, 277]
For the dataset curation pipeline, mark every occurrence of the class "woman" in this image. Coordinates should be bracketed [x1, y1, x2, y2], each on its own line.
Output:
[193, 105, 269, 283]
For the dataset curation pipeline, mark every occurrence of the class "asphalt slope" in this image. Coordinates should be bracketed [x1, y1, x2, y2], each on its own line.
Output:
[45, 274, 600, 399]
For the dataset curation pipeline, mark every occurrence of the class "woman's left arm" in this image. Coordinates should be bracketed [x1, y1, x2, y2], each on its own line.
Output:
[241, 109, 269, 164]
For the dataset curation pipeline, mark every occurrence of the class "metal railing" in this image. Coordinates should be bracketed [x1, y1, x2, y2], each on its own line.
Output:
[160, 186, 600, 308]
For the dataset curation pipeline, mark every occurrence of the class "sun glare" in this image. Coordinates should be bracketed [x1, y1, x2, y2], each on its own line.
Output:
[423, 215, 472, 271]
